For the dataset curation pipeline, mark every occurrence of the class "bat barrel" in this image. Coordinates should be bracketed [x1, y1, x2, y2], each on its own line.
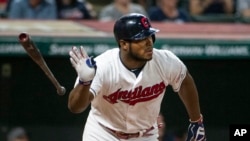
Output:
[19, 33, 31, 47]
[19, 32, 29, 41]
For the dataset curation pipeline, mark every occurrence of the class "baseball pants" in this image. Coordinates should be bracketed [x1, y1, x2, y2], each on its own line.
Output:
[82, 111, 159, 141]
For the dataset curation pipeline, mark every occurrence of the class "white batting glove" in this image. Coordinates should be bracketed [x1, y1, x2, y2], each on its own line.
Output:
[69, 46, 96, 85]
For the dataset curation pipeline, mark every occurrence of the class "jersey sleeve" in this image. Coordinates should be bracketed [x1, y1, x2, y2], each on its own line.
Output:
[89, 49, 116, 97]
[167, 51, 187, 92]
[89, 66, 103, 97]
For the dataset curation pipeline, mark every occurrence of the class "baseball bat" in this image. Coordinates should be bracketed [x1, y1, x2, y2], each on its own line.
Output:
[18, 32, 66, 96]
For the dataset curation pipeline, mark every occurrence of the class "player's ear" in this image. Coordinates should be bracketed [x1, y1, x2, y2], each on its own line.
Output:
[119, 40, 128, 50]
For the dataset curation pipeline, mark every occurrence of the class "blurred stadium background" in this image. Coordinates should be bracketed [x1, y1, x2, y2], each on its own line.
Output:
[1, 0, 250, 141]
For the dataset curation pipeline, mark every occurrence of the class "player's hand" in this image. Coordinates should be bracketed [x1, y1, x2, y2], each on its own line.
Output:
[186, 115, 206, 141]
[69, 46, 96, 85]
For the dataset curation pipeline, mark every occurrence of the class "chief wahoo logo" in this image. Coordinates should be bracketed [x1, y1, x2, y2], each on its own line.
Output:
[141, 17, 150, 29]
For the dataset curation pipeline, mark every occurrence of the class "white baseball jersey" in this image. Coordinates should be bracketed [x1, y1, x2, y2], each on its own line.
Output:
[87, 48, 187, 133]
[84, 48, 187, 134]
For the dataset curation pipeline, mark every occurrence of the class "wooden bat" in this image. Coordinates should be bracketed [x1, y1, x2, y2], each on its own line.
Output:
[18, 32, 66, 96]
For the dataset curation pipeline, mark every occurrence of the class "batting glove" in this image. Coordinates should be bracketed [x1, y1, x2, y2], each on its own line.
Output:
[186, 114, 206, 141]
[69, 46, 96, 85]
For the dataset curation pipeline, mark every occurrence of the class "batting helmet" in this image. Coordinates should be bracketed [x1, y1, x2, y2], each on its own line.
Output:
[113, 13, 159, 44]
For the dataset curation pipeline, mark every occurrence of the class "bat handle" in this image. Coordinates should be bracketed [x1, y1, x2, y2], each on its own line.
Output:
[57, 86, 66, 96]
[41, 63, 66, 95]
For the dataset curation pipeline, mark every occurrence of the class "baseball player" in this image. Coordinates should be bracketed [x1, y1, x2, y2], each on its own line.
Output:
[68, 13, 206, 141]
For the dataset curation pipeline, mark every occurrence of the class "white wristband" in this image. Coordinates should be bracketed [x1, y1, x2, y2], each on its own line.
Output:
[79, 80, 92, 86]
[190, 114, 203, 123]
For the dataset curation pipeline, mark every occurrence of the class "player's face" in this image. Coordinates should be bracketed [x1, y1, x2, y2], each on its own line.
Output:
[128, 36, 153, 61]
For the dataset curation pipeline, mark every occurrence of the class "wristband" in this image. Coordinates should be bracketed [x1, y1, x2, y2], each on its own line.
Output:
[79, 80, 92, 86]
[189, 114, 203, 123]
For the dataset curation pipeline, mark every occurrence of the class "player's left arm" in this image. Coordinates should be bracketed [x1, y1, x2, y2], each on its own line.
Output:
[164, 50, 205, 140]
[178, 71, 201, 121]
[178, 71, 206, 141]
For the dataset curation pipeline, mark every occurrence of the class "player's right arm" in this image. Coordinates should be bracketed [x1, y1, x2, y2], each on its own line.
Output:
[68, 84, 94, 113]
[68, 46, 96, 113]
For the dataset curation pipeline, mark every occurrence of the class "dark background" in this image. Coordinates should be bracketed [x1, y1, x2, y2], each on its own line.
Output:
[0, 57, 250, 141]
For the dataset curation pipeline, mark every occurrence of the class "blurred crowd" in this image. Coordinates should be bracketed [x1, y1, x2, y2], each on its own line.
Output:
[0, 0, 250, 23]
[157, 113, 187, 141]
[0, 127, 30, 141]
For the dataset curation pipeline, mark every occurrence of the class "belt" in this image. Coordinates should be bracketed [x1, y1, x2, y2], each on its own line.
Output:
[100, 124, 154, 140]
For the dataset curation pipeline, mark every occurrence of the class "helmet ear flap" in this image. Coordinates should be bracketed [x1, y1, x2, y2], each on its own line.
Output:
[152, 34, 156, 43]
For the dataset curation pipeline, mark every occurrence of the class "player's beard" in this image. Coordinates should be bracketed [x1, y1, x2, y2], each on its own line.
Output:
[128, 44, 152, 62]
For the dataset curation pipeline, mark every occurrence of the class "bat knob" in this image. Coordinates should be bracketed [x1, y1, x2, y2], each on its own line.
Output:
[57, 86, 66, 96]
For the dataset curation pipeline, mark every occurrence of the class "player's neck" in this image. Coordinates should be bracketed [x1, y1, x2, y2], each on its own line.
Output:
[119, 51, 146, 70]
